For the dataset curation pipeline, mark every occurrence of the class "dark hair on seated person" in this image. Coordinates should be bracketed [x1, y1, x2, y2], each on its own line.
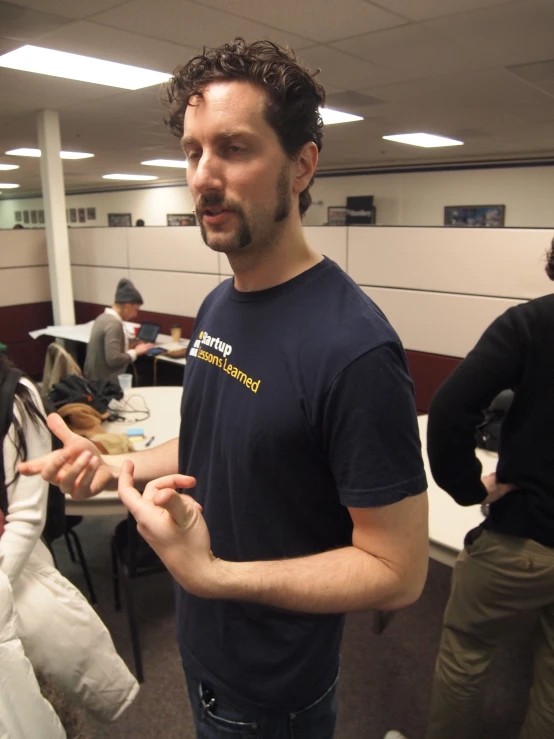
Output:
[546, 238, 554, 281]
[0, 353, 46, 500]
[162, 38, 325, 217]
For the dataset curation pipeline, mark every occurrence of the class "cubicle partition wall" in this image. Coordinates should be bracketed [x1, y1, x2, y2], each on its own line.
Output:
[1, 224, 553, 404]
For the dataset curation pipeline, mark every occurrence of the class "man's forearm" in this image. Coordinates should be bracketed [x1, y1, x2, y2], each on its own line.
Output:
[103, 437, 179, 490]
[202, 545, 426, 614]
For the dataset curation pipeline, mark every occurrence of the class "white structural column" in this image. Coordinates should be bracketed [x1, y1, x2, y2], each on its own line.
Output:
[37, 109, 75, 325]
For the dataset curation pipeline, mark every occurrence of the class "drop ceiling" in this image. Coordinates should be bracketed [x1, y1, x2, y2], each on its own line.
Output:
[1, 0, 554, 197]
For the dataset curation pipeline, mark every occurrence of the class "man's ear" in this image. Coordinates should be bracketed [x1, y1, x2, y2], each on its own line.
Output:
[292, 142, 318, 196]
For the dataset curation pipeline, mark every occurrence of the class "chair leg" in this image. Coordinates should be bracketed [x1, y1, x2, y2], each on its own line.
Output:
[111, 539, 121, 611]
[123, 567, 144, 683]
[64, 532, 76, 562]
[66, 529, 98, 605]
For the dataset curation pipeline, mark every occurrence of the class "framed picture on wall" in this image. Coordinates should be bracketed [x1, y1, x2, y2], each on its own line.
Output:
[14, 211, 21, 222]
[38, 210, 44, 224]
[167, 213, 196, 226]
[108, 212, 132, 227]
[78, 208, 86, 223]
[69, 208, 77, 223]
[30, 210, 37, 224]
[86, 207, 96, 220]
[444, 204, 505, 228]
[327, 206, 347, 226]
[23, 210, 29, 224]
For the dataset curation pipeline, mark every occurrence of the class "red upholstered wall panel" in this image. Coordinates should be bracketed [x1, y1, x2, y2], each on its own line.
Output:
[405, 350, 462, 414]
[0, 302, 54, 377]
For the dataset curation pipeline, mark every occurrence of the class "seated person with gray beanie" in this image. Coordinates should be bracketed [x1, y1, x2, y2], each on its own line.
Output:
[84, 278, 154, 383]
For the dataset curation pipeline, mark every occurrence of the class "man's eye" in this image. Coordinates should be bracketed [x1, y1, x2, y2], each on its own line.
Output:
[187, 152, 201, 161]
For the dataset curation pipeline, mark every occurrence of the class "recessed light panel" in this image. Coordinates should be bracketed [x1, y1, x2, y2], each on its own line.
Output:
[103, 174, 158, 181]
[382, 133, 464, 148]
[320, 107, 363, 125]
[141, 159, 188, 168]
[0, 45, 171, 90]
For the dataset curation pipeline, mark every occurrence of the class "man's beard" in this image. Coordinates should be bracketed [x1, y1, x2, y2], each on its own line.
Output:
[198, 166, 291, 253]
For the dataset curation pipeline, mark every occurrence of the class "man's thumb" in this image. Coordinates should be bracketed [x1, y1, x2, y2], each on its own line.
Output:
[47, 413, 75, 443]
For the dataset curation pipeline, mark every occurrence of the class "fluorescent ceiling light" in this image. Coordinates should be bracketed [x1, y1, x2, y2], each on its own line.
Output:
[0, 45, 171, 90]
[382, 133, 464, 148]
[141, 159, 188, 168]
[320, 107, 363, 125]
[6, 148, 94, 159]
[0, 183, 20, 188]
[0, 163, 19, 170]
[103, 174, 158, 181]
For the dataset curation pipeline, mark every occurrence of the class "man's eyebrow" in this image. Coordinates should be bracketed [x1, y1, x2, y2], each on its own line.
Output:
[181, 129, 257, 149]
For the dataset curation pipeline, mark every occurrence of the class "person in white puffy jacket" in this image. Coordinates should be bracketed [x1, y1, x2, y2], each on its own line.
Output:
[0, 567, 66, 739]
[0, 354, 139, 724]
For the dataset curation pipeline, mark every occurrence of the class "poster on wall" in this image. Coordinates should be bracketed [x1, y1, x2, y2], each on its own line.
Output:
[327, 206, 347, 226]
[14, 211, 21, 222]
[23, 211, 29, 224]
[30, 210, 37, 224]
[78, 208, 86, 223]
[346, 195, 375, 225]
[38, 210, 44, 224]
[86, 207, 96, 220]
[69, 208, 77, 223]
[167, 213, 196, 226]
[444, 205, 505, 227]
[108, 212, 132, 227]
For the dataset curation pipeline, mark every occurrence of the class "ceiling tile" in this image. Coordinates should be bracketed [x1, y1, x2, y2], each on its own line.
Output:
[192, 0, 407, 44]
[423, 0, 554, 67]
[0, 0, 70, 40]
[93, 0, 312, 52]
[298, 46, 410, 91]
[367, 0, 520, 22]
[38, 20, 195, 71]
[6, 0, 130, 20]
[333, 24, 485, 78]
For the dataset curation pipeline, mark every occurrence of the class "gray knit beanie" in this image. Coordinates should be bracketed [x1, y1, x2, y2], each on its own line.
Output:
[115, 278, 143, 304]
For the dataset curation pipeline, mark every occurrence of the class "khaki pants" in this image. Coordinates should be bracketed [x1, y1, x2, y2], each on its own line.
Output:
[427, 529, 554, 739]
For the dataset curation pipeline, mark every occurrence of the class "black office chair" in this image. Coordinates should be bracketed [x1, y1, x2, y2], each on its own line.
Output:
[111, 513, 167, 682]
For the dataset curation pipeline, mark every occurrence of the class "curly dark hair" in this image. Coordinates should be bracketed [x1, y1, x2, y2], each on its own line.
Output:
[546, 237, 554, 280]
[162, 38, 325, 217]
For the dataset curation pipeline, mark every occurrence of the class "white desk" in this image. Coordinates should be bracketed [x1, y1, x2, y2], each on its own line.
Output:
[419, 414, 497, 567]
[64, 386, 183, 517]
[30, 321, 188, 374]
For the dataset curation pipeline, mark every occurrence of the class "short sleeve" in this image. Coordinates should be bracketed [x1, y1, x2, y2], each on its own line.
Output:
[322, 342, 427, 508]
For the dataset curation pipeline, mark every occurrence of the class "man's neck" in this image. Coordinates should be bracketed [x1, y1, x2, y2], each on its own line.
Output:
[228, 226, 323, 292]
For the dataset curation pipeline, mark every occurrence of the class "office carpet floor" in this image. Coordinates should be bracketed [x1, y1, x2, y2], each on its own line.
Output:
[52, 515, 535, 739]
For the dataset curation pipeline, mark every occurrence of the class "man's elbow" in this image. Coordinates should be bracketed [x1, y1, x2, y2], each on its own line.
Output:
[383, 553, 429, 611]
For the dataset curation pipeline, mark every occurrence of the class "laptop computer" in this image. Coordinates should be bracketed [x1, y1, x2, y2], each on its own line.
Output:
[136, 322, 160, 343]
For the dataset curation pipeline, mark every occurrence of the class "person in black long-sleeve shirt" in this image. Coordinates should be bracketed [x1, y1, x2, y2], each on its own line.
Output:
[426, 241, 554, 739]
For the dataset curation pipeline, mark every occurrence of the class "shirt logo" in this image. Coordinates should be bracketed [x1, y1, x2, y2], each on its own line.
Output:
[189, 330, 261, 393]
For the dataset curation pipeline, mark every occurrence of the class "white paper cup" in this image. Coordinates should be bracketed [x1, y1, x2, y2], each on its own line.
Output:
[118, 373, 133, 391]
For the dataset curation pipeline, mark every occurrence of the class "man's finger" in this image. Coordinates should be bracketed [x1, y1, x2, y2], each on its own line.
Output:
[152, 489, 199, 528]
[118, 460, 143, 516]
[142, 474, 197, 501]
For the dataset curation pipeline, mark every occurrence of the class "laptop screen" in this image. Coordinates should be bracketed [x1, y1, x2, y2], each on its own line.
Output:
[136, 322, 160, 342]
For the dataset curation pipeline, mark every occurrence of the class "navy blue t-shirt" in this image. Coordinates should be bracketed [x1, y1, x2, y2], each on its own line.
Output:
[176, 257, 426, 713]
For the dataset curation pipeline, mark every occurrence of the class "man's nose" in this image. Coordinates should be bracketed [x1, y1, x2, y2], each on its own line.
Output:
[190, 153, 223, 194]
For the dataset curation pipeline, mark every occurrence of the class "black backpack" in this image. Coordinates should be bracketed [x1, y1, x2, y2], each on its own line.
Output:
[0, 368, 65, 541]
[47, 375, 122, 414]
[475, 389, 514, 452]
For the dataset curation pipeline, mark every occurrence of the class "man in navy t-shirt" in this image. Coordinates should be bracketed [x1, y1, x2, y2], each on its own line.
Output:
[23, 39, 429, 738]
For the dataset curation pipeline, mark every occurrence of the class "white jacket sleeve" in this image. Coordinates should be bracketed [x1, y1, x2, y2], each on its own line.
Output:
[0, 380, 51, 585]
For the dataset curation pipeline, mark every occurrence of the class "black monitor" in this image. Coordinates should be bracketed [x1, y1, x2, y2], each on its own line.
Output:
[136, 322, 160, 342]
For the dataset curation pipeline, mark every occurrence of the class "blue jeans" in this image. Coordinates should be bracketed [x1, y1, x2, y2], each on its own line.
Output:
[185, 671, 339, 738]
